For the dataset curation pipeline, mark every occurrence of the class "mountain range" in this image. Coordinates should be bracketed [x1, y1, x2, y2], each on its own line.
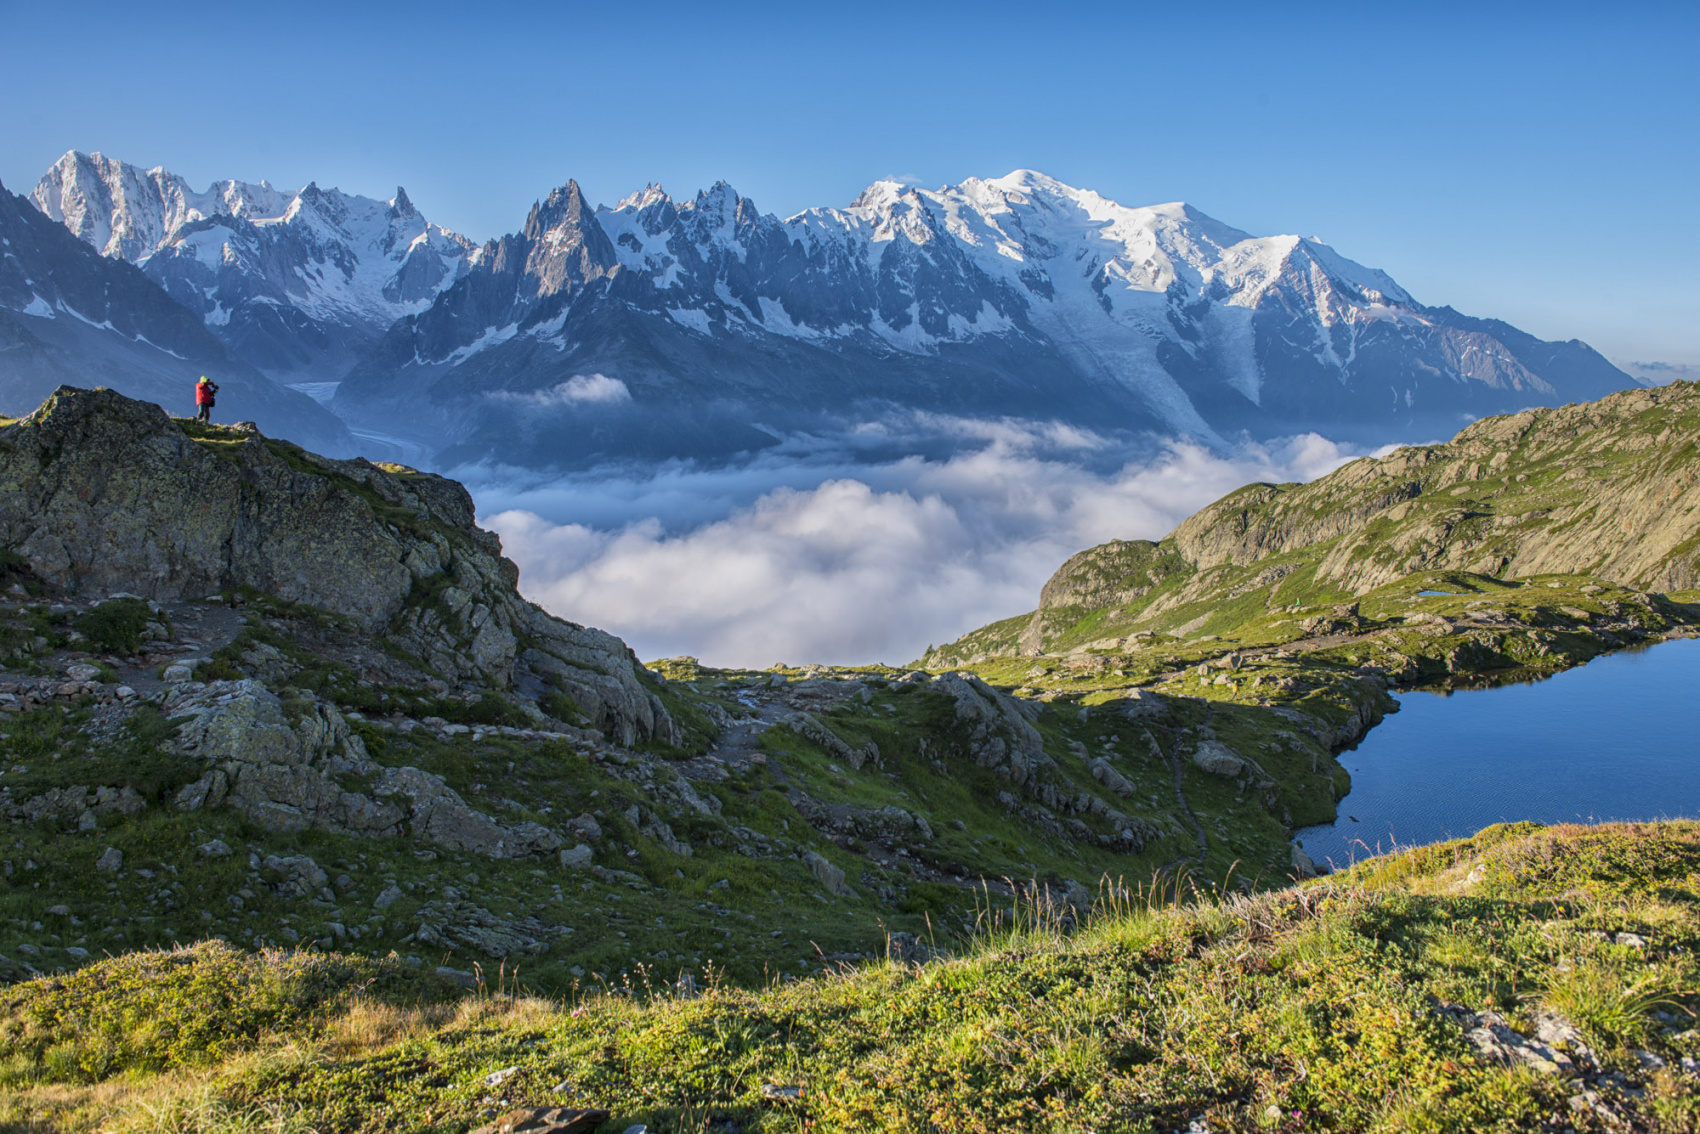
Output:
[6, 152, 1640, 468]
[0, 176, 354, 454]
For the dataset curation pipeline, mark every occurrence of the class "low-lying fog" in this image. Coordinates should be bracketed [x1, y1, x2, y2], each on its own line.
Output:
[460, 416, 1382, 668]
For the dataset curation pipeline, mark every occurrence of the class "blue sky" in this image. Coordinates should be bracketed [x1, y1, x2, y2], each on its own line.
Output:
[3, 0, 1695, 365]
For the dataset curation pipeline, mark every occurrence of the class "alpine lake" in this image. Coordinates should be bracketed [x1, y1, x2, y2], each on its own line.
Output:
[1295, 635, 1700, 869]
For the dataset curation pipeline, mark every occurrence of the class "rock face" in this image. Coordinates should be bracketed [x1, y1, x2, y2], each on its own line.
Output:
[932, 671, 1050, 784]
[171, 681, 563, 859]
[0, 386, 674, 745]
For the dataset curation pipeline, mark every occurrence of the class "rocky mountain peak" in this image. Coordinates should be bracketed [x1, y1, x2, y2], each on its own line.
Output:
[520, 180, 618, 298]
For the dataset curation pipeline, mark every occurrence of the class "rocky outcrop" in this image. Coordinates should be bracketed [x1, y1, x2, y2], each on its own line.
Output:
[931, 671, 1051, 784]
[170, 681, 563, 859]
[0, 386, 674, 745]
[779, 710, 881, 770]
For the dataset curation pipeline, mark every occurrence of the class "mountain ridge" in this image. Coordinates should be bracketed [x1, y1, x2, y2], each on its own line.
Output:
[31, 151, 473, 382]
[0, 178, 357, 454]
[333, 167, 1635, 467]
[24, 152, 1636, 470]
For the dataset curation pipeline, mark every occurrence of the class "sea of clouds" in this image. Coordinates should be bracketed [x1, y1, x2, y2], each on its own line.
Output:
[461, 416, 1381, 669]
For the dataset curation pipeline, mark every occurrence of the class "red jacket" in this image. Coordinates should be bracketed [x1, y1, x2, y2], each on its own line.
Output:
[196, 382, 216, 406]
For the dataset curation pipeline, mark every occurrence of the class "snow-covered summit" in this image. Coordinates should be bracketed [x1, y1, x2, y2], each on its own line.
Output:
[30, 150, 474, 378]
[329, 166, 1630, 468]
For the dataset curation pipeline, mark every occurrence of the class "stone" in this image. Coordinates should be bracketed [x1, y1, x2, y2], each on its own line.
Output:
[46, 904, 70, 916]
[0, 386, 675, 747]
[929, 671, 1050, 784]
[565, 814, 602, 843]
[1088, 758, 1136, 797]
[484, 1066, 521, 1087]
[1464, 1010, 1576, 1076]
[64, 946, 89, 960]
[65, 663, 102, 682]
[373, 885, 403, 910]
[803, 850, 849, 897]
[260, 854, 329, 900]
[169, 681, 561, 860]
[197, 839, 233, 857]
[1191, 740, 1246, 778]
[559, 845, 595, 869]
[414, 901, 564, 958]
[162, 663, 195, 683]
[469, 1109, 611, 1134]
[95, 846, 122, 872]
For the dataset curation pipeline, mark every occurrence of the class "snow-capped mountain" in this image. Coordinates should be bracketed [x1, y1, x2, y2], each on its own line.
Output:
[0, 178, 357, 454]
[31, 151, 473, 382]
[335, 169, 1631, 468]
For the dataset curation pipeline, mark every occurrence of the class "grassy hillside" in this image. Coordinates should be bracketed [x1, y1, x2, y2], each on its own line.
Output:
[4, 820, 1699, 1132]
[927, 381, 1700, 663]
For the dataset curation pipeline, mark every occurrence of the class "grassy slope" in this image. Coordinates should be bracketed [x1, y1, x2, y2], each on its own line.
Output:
[928, 381, 1700, 664]
[5, 820, 1700, 1132]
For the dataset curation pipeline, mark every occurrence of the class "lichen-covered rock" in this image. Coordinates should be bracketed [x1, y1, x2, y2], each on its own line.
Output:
[169, 680, 562, 859]
[1191, 740, 1247, 778]
[1089, 758, 1137, 797]
[803, 850, 850, 896]
[931, 671, 1050, 783]
[410, 900, 570, 958]
[780, 711, 879, 770]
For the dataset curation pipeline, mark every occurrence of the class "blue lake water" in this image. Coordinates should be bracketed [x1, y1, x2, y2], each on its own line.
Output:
[1294, 637, 1700, 871]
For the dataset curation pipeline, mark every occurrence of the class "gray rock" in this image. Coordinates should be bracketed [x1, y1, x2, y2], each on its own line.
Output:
[373, 885, 403, 910]
[1192, 740, 1246, 777]
[169, 681, 561, 860]
[803, 850, 850, 897]
[0, 387, 673, 747]
[197, 839, 233, 857]
[558, 845, 594, 869]
[1088, 758, 1136, 797]
[95, 846, 122, 872]
[1464, 1010, 1576, 1075]
[261, 853, 328, 900]
[929, 671, 1050, 783]
[642, 818, 692, 858]
[781, 711, 880, 770]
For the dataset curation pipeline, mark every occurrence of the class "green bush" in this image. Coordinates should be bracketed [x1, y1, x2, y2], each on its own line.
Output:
[74, 598, 157, 655]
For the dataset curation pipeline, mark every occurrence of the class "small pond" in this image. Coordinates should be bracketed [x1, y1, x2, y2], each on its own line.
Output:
[1294, 636, 1700, 870]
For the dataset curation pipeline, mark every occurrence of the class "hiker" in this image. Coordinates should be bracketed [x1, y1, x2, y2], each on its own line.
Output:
[195, 376, 219, 422]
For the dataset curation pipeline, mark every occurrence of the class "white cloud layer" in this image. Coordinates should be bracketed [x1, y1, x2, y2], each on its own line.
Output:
[494, 373, 633, 406]
[466, 422, 1373, 668]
